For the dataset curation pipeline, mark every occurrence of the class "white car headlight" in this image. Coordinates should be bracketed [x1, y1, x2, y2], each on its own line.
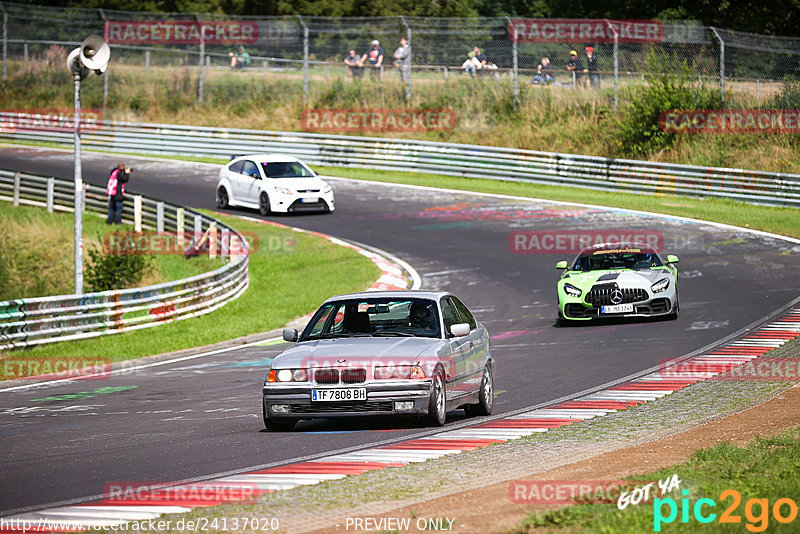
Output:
[274, 186, 294, 195]
[651, 278, 670, 293]
[563, 283, 582, 297]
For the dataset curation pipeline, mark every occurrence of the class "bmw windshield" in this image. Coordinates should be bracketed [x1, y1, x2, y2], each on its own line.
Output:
[301, 298, 441, 340]
[572, 247, 664, 271]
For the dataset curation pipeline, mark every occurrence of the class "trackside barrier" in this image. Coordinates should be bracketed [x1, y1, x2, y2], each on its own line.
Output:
[0, 170, 250, 351]
[1, 116, 798, 207]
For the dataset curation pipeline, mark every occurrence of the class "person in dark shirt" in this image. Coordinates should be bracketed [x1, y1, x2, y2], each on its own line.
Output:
[566, 50, 585, 87]
[360, 40, 385, 80]
[584, 46, 600, 88]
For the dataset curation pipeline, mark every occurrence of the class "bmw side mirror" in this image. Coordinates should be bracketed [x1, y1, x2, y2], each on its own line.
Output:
[250, 173, 260, 179]
[667, 255, 679, 264]
[556, 260, 568, 269]
[282, 328, 298, 342]
[450, 323, 470, 337]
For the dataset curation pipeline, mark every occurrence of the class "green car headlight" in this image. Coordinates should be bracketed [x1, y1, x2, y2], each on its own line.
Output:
[651, 278, 670, 293]
[563, 283, 582, 297]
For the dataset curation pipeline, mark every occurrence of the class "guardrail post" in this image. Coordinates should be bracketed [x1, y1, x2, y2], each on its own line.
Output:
[194, 214, 202, 242]
[156, 201, 164, 233]
[572, 71, 576, 88]
[221, 229, 229, 258]
[133, 195, 142, 232]
[12, 171, 19, 206]
[443, 66, 448, 81]
[208, 224, 217, 259]
[176, 207, 185, 245]
[46, 177, 54, 212]
[145, 49, 150, 73]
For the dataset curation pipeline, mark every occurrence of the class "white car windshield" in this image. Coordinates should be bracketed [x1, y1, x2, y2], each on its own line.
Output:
[261, 162, 315, 178]
[302, 298, 440, 340]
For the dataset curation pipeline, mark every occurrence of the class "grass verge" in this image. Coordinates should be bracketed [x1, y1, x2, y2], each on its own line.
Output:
[3, 211, 380, 362]
[0, 201, 222, 300]
[513, 427, 800, 533]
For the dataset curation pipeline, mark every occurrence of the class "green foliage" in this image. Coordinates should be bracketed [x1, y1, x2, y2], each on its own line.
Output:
[767, 80, 800, 109]
[611, 50, 721, 158]
[85, 242, 154, 292]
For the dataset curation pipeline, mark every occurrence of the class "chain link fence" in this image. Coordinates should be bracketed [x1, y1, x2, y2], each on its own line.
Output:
[1, 2, 799, 120]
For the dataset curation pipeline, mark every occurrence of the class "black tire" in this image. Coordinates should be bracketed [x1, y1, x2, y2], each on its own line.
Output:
[426, 369, 447, 426]
[216, 187, 229, 209]
[666, 301, 680, 320]
[465, 364, 493, 417]
[259, 192, 271, 216]
[263, 399, 295, 431]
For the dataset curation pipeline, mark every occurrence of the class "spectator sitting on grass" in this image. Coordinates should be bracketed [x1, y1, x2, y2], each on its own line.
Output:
[229, 45, 251, 70]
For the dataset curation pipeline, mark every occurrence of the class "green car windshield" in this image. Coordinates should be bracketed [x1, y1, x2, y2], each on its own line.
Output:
[572, 248, 663, 271]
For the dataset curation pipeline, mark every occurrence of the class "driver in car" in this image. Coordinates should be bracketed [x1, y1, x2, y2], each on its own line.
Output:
[410, 302, 437, 333]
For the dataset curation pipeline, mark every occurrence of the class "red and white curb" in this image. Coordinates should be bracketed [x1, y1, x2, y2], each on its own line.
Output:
[4, 308, 798, 530]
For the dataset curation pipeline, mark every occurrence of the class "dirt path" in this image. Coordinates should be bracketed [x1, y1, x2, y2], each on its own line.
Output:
[308, 382, 800, 534]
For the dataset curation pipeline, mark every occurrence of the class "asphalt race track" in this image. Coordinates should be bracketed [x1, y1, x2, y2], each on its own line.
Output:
[2, 147, 799, 514]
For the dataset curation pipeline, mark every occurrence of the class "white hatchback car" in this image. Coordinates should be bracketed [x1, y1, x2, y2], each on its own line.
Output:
[216, 155, 335, 214]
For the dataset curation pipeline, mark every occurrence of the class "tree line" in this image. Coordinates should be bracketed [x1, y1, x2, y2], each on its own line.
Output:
[12, 0, 800, 37]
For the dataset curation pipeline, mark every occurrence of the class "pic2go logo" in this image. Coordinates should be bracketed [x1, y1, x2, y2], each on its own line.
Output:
[654, 489, 799, 532]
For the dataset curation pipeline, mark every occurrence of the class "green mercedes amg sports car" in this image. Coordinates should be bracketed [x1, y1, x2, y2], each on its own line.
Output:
[556, 243, 679, 324]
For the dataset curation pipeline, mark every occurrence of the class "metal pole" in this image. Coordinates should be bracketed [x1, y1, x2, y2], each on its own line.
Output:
[103, 64, 108, 107]
[604, 20, 619, 111]
[756, 79, 760, 102]
[401, 16, 411, 102]
[73, 71, 83, 294]
[145, 49, 150, 72]
[507, 18, 518, 107]
[297, 16, 308, 100]
[1, 3, 7, 84]
[711, 27, 725, 104]
[196, 14, 204, 105]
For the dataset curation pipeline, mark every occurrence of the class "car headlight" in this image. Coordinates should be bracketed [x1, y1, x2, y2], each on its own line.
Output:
[651, 278, 670, 293]
[563, 283, 582, 297]
[322, 183, 332, 194]
[267, 369, 308, 383]
[273, 186, 294, 195]
[374, 365, 426, 380]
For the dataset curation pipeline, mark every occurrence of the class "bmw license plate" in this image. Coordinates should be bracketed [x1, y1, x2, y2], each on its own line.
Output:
[601, 304, 634, 314]
[300, 197, 319, 204]
[312, 388, 367, 402]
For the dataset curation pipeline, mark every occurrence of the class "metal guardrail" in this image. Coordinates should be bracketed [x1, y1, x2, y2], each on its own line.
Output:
[1, 115, 798, 207]
[0, 169, 250, 350]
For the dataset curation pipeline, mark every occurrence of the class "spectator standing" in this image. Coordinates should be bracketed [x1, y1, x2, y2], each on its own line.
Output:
[584, 47, 600, 88]
[105, 162, 131, 225]
[344, 49, 364, 79]
[566, 50, 584, 87]
[229, 45, 250, 70]
[532, 57, 554, 84]
[393, 37, 411, 83]
[361, 40, 385, 80]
